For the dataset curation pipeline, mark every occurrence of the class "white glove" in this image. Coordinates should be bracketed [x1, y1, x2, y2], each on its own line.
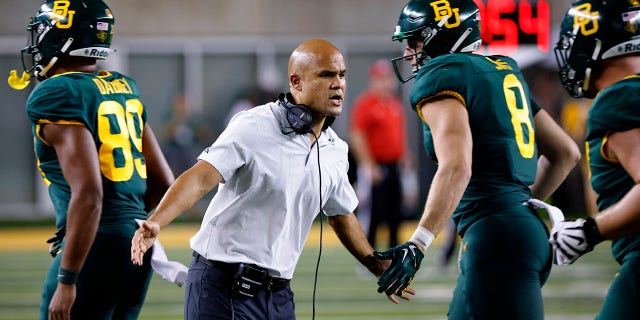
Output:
[549, 218, 603, 265]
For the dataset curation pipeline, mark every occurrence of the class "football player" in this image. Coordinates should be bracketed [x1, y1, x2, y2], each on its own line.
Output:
[8, 0, 174, 319]
[374, 0, 581, 318]
[552, 0, 640, 318]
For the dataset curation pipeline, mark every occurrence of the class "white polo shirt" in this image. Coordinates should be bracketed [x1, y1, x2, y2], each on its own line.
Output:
[190, 102, 358, 279]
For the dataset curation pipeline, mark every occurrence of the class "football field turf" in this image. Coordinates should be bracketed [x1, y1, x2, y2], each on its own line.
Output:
[0, 221, 619, 319]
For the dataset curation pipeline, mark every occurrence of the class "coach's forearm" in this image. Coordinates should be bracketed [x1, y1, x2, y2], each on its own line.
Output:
[149, 160, 221, 228]
[328, 214, 386, 275]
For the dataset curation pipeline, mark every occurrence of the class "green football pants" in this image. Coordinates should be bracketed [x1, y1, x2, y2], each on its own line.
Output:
[40, 223, 153, 320]
[597, 251, 640, 319]
[448, 207, 552, 320]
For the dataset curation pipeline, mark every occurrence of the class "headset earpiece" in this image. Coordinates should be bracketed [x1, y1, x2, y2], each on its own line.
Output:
[278, 92, 313, 134]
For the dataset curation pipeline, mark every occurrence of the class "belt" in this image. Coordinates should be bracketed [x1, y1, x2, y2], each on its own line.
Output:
[192, 252, 289, 292]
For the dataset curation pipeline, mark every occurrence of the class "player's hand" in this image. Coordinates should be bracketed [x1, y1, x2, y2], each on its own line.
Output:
[374, 242, 424, 300]
[131, 220, 159, 266]
[48, 283, 75, 320]
[549, 217, 603, 265]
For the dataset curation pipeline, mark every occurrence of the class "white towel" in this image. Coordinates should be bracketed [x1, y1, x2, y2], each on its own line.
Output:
[525, 199, 569, 265]
[526, 199, 565, 226]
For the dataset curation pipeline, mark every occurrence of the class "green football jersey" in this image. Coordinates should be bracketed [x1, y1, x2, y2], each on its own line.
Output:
[586, 75, 640, 263]
[26, 70, 149, 230]
[411, 54, 540, 235]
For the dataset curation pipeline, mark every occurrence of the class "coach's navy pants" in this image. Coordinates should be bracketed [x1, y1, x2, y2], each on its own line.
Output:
[185, 252, 295, 320]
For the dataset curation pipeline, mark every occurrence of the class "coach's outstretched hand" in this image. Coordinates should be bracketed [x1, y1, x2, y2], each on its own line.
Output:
[131, 220, 160, 266]
[374, 242, 424, 301]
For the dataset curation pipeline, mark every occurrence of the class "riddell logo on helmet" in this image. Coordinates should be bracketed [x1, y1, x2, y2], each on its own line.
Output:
[617, 41, 640, 55]
[84, 48, 109, 58]
[602, 39, 640, 59]
[623, 42, 640, 52]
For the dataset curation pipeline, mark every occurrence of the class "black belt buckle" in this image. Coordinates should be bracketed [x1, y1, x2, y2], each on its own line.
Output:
[266, 277, 288, 292]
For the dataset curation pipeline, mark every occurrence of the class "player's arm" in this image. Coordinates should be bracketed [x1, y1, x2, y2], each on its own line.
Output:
[593, 127, 640, 239]
[375, 96, 471, 298]
[47, 123, 103, 274]
[131, 160, 222, 265]
[43, 123, 103, 318]
[140, 123, 175, 212]
[529, 109, 581, 201]
[415, 96, 471, 240]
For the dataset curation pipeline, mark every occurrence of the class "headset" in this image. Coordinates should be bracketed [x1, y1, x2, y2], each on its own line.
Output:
[278, 92, 329, 319]
[278, 92, 313, 134]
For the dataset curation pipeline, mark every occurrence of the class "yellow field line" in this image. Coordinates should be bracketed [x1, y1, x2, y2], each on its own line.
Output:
[0, 221, 445, 252]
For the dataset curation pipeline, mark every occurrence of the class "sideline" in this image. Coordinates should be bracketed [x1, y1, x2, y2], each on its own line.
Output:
[0, 221, 445, 251]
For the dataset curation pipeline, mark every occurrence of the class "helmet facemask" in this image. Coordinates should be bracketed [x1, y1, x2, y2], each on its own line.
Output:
[391, 20, 449, 84]
[555, 26, 602, 99]
[390, 0, 482, 84]
[21, 18, 76, 81]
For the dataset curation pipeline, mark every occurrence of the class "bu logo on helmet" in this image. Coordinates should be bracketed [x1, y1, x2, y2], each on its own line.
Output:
[431, 0, 461, 28]
[51, 1, 75, 29]
[572, 3, 599, 36]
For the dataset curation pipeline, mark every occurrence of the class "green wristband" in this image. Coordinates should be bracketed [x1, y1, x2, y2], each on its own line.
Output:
[57, 267, 79, 285]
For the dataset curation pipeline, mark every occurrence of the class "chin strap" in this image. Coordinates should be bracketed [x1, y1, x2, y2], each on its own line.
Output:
[7, 70, 31, 90]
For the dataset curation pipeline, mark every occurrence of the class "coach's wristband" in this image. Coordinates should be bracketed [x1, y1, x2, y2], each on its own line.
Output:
[57, 267, 79, 285]
[409, 226, 434, 253]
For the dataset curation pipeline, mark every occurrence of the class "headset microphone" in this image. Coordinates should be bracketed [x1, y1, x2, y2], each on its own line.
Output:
[278, 92, 313, 134]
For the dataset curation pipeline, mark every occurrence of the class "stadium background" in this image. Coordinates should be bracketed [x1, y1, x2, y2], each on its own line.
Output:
[0, 1, 619, 319]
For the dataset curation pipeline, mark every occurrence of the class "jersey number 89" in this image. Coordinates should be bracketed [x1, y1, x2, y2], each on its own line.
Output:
[97, 99, 147, 182]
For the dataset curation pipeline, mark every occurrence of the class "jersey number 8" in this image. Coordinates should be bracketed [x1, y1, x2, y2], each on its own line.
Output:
[503, 74, 535, 159]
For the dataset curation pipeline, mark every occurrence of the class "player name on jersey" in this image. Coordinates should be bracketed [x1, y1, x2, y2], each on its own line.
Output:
[92, 77, 133, 95]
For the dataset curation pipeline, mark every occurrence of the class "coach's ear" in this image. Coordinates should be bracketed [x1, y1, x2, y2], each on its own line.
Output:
[290, 73, 302, 92]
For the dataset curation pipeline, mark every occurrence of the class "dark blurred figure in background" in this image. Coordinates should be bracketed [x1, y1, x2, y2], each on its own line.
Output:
[162, 92, 213, 176]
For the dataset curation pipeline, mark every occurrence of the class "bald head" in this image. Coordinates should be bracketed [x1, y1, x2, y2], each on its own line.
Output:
[284, 38, 346, 132]
[288, 39, 342, 76]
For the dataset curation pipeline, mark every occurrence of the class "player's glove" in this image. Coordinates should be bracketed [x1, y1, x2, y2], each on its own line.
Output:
[549, 217, 603, 265]
[374, 242, 424, 296]
[46, 227, 65, 258]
